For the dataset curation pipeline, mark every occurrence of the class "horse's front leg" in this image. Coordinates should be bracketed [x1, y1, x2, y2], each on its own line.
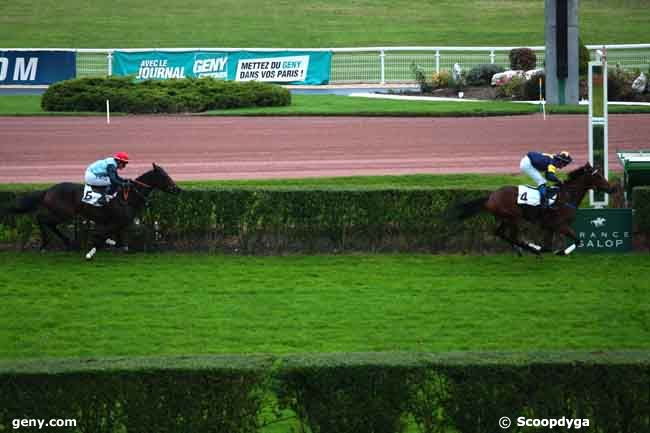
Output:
[541, 228, 555, 253]
[85, 223, 115, 260]
[554, 225, 579, 256]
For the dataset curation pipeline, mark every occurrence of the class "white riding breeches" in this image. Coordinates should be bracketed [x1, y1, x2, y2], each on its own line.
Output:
[85, 170, 111, 187]
[520, 156, 547, 186]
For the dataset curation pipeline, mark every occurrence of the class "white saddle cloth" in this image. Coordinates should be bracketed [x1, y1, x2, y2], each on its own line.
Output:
[517, 185, 557, 207]
[82, 185, 114, 207]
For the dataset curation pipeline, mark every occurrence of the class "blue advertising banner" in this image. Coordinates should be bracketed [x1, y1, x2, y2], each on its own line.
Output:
[0, 51, 76, 85]
[113, 50, 331, 85]
[113, 51, 230, 80]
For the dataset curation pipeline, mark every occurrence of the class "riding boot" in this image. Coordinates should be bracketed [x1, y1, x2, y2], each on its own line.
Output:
[538, 184, 548, 208]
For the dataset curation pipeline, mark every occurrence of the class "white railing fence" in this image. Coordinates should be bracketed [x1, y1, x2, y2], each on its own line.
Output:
[8, 44, 650, 84]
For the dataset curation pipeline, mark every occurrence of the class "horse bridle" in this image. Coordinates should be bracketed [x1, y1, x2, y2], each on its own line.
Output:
[122, 179, 153, 204]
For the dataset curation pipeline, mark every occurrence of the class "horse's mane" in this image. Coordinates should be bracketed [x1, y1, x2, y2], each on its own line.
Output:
[136, 167, 156, 182]
[566, 163, 592, 181]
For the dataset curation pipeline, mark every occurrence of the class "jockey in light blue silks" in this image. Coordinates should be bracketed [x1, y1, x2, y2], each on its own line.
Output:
[84, 152, 131, 205]
[519, 151, 573, 208]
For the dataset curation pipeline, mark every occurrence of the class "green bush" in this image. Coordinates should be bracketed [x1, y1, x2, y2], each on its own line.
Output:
[3, 186, 649, 253]
[1, 352, 648, 433]
[278, 354, 417, 433]
[509, 48, 537, 71]
[431, 71, 451, 89]
[521, 71, 545, 100]
[633, 187, 650, 233]
[411, 63, 433, 93]
[579, 38, 590, 76]
[496, 76, 526, 99]
[465, 64, 505, 86]
[608, 66, 637, 101]
[41, 77, 291, 113]
[0, 355, 272, 433]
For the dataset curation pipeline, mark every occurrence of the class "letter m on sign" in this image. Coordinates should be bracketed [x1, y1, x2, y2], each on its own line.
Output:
[13, 58, 39, 81]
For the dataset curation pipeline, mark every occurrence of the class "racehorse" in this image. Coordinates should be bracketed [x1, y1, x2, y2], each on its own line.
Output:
[450, 163, 616, 255]
[5, 163, 181, 259]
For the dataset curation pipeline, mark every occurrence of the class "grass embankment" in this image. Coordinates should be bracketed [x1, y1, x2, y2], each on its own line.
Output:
[2, 94, 650, 117]
[1, 252, 648, 360]
[0, 0, 646, 47]
[0, 173, 549, 193]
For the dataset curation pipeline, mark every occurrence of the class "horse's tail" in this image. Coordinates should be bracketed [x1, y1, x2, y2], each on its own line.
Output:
[7, 190, 46, 214]
[447, 196, 489, 221]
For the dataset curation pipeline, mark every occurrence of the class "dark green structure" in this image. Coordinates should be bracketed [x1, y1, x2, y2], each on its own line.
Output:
[573, 208, 633, 252]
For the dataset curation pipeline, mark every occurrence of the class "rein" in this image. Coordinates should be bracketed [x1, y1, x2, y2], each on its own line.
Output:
[122, 179, 153, 206]
[132, 179, 152, 189]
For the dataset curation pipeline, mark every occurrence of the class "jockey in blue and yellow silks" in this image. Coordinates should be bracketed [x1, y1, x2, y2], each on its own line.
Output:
[519, 151, 573, 208]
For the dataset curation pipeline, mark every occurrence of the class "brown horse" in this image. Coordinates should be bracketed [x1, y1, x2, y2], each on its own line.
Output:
[5, 163, 181, 259]
[452, 163, 616, 255]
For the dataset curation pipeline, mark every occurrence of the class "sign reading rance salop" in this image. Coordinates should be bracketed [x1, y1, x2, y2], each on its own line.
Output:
[572, 208, 633, 252]
[113, 50, 331, 85]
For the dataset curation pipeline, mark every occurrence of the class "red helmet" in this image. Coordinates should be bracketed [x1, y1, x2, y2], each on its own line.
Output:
[114, 152, 129, 163]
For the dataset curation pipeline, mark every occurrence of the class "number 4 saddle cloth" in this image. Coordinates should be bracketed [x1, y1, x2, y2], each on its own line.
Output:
[517, 185, 558, 207]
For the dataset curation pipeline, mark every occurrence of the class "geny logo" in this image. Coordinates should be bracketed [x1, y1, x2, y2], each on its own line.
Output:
[590, 217, 606, 227]
[193, 57, 228, 78]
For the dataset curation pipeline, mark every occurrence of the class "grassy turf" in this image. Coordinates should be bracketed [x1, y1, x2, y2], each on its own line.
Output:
[0, 1, 647, 48]
[1, 252, 648, 360]
[0, 174, 553, 193]
[2, 94, 650, 117]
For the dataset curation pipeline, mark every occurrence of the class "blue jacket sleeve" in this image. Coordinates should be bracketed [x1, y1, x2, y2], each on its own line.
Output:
[545, 171, 561, 183]
[106, 165, 128, 186]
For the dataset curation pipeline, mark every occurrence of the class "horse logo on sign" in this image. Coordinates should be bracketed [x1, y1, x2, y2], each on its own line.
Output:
[590, 217, 606, 228]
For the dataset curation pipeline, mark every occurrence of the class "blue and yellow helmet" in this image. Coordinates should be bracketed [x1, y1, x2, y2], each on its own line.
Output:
[554, 151, 572, 165]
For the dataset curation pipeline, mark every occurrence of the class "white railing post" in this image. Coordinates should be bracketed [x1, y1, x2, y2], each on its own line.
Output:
[379, 49, 385, 84]
[435, 49, 440, 73]
[490, 49, 496, 64]
[107, 50, 113, 76]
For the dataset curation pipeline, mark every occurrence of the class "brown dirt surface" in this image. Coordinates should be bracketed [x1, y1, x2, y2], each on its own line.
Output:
[1, 114, 649, 183]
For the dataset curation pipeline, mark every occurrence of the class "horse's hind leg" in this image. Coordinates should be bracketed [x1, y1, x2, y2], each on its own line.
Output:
[495, 221, 541, 255]
[37, 214, 75, 251]
[36, 214, 50, 251]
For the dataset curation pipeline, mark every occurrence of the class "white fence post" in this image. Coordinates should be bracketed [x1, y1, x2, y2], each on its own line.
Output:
[60, 44, 649, 83]
[380, 49, 385, 84]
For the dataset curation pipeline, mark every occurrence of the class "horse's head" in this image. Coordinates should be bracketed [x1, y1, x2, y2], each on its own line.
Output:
[567, 163, 615, 194]
[136, 163, 182, 194]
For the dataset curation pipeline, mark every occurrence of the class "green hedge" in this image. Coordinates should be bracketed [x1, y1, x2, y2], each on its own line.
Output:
[1, 352, 648, 433]
[0, 188, 497, 253]
[2, 187, 649, 253]
[41, 77, 291, 113]
[633, 187, 650, 232]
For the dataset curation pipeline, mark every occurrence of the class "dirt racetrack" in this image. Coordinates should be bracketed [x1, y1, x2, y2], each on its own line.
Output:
[1, 114, 648, 183]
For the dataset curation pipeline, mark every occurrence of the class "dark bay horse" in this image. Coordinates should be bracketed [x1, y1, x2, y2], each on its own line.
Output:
[6, 163, 181, 259]
[452, 163, 616, 255]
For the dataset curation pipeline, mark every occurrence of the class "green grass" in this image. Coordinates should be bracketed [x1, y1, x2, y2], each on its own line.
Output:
[0, 174, 551, 193]
[1, 172, 624, 193]
[0, 1, 647, 48]
[1, 252, 648, 360]
[2, 94, 650, 117]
